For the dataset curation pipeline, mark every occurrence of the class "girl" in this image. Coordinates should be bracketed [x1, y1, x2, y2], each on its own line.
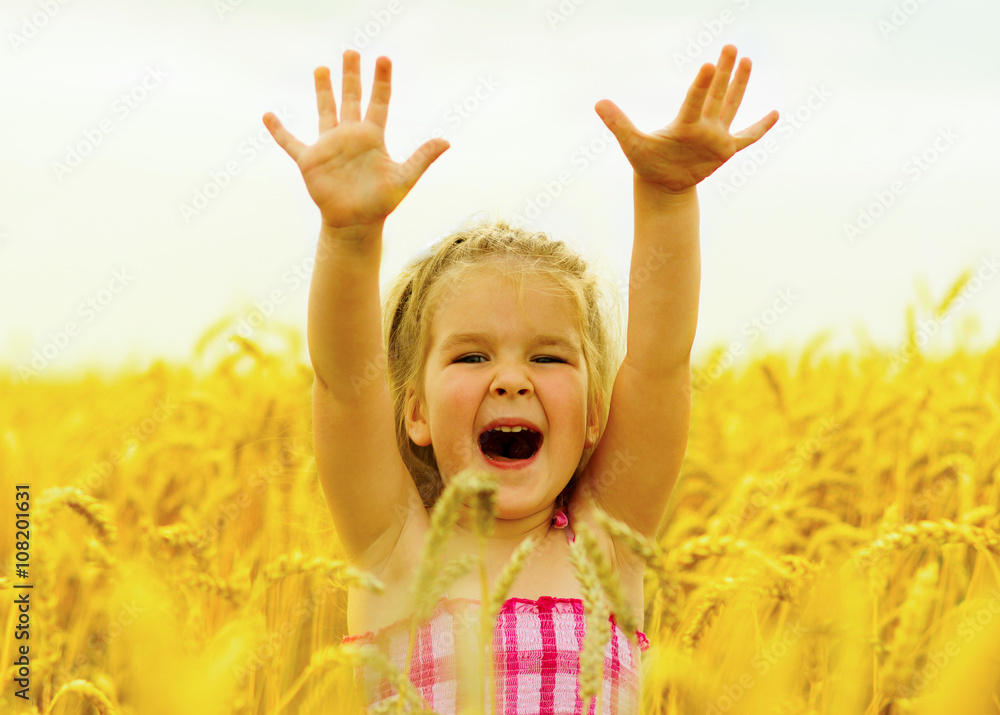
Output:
[263, 46, 777, 714]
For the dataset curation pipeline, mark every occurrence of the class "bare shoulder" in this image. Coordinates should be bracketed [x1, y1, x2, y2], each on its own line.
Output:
[346, 498, 432, 635]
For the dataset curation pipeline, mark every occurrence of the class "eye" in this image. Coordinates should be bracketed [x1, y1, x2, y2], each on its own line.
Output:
[455, 354, 487, 363]
[533, 356, 566, 364]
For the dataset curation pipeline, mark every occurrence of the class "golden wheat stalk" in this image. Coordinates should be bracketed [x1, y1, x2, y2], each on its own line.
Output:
[486, 534, 540, 622]
[933, 271, 973, 318]
[143, 520, 213, 567]
[569, 529, 611, 712]
[178, 570, 249, 606]
[679, 555, 815, 655]
[402, 469, 499, 705]
[341, 644, 431, 712]
[409, 469, 498, 622]
[853, 520, 999, 567]
[680, 576, 744, 653]
[592, 508, 682, 627]
[262, 552, 384, 594]
[37, 486, 117, 545]
[273, 645, 349, 714]
[575, 519, 639, 636]
[437, 553, 479, 595]
[881, 561, 941, 699]
[666, 533, 753, 571]
[44, 679, 116, 715]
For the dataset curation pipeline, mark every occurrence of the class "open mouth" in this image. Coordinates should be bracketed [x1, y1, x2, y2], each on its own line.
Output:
[478, 426, 543, 462]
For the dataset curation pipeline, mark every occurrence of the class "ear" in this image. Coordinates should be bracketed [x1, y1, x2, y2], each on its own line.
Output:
[584, 396, 601, 449]
[405, 386, 432, 447]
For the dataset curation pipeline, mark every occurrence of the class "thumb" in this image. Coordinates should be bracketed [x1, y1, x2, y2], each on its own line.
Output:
[400, 138, 450, 191]
[594, 99, 641, 157]
[263, 112, 306, 162]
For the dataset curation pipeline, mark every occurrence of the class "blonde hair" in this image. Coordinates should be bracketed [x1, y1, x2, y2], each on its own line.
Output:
[382, 215, 624, 508]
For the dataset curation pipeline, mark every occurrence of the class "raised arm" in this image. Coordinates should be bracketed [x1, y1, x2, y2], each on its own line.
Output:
[579, 46, 778, 538]
[264, 52, 448, 563]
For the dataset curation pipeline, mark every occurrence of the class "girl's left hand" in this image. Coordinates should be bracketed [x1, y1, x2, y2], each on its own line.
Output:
[596, 45, 779, 194]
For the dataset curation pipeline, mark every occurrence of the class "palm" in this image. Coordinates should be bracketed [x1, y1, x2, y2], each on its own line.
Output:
[596, 46, 778, 193]
[297, 122, 411, 227]
[264, 53, 449, 229]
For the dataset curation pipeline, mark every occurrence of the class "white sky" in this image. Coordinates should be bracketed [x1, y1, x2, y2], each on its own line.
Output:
[3, 0, 999, 381]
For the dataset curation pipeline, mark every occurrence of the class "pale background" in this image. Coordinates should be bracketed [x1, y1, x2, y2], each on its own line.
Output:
[3, 0, 998, 381]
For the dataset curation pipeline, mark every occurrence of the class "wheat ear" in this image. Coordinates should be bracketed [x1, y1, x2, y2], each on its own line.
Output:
[262, 552, 384, 593]
[881, 561, 940, 698]
[44, 679, 116, 715]
[592, 508, 682, 627]
[273, 645, 350, 714]
[486, 534, 541, 623]
[37, 486, 117, 545]
[854, 520, 999, 568]
[570, 529, 611, 713]
[575, 519, 639, 636]
[342, 644, 431, 712]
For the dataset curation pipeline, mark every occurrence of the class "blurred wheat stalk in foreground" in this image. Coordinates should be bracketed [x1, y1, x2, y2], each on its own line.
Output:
[1, 279, 999, 714]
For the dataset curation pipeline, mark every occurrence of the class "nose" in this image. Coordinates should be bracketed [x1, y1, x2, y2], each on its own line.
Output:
[491, 362, 533, 397]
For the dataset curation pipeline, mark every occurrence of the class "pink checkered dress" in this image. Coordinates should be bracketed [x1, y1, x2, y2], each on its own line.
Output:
[342, 595, 649, 713]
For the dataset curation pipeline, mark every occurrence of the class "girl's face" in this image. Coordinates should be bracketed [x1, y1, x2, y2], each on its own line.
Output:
[405, 270, 599, 520]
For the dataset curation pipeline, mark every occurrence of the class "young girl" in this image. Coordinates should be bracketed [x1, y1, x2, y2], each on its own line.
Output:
[263, 46, 777, 714]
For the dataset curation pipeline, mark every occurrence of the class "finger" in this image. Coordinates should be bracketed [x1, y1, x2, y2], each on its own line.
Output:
[262, 112, 306, 162]
[703, 45, 737, 120]
[676, 63, 715, 124]
[364, 56, 392, 129]
[720, 57, 752, 128]
[733, 110, 779, 151]
[594, 99, 643, 158]
[341, 49, 363, 122]
[399, 137, 450, 191]
[315, 66, 338, 133]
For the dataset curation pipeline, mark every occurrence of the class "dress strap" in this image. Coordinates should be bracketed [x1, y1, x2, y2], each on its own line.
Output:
[551, 507, 575, 542]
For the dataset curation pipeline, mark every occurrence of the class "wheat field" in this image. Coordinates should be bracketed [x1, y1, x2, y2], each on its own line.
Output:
[2, 279, 999, 714]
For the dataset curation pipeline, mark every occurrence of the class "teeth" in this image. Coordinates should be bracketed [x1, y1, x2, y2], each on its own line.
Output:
[493, 426, 525, 433]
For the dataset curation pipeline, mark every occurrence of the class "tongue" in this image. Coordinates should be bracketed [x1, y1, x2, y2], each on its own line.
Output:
[481, 431, 536, 461]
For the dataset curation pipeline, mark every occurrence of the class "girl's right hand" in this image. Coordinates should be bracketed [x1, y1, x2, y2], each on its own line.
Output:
[263, 51, 449, 230]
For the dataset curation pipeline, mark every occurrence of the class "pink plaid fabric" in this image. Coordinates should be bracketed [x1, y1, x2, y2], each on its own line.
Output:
[342, 595, 650, 714]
